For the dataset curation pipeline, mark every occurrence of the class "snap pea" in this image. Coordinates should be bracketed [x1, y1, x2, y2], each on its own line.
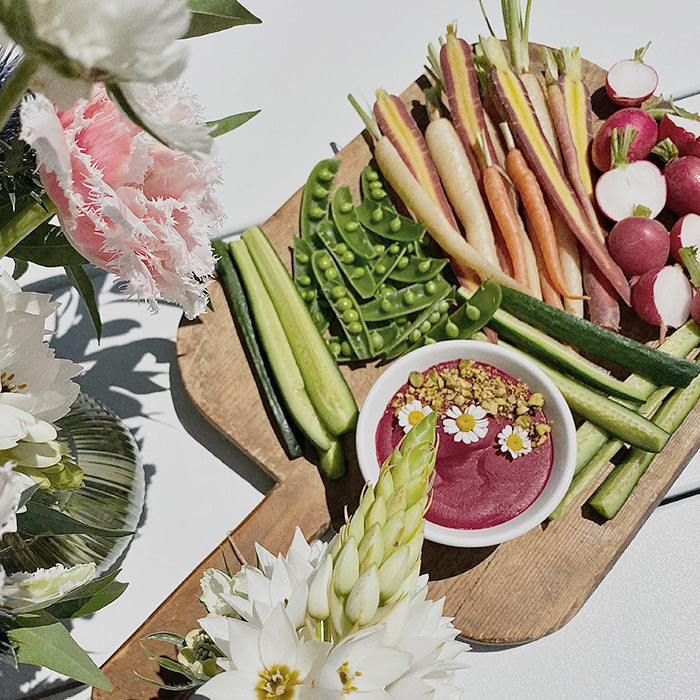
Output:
[356, 199, 425, 243]
[361, 165, 394, 209]
[327, 324, 401, 362]
[293, 237, 331, 333]
[367, 241, 407, 290]
[326, 336, 355, 363]
[330, 186, 378, 260]
[404, 280, 502, 352]
[301, 158, 339, 243]
[383, 290, 456, 360]
[311, 249, 374, 360]
[359, 275, 452, 322]
[388, 254, 448, 283]
[315, 219, 376, 299]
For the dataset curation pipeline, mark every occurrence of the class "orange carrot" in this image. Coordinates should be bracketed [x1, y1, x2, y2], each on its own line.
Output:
[504, 146, 575, 299]
[528, 220, 564, 309]
[482, 165, 529, 288]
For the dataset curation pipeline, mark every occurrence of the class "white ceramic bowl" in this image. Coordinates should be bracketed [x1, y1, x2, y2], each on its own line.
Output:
[355, 340, 577, 548]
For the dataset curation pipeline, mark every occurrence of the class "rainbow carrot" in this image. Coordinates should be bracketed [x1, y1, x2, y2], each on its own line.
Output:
[373, 89, 459, 232]
[478, 35, 630, 306]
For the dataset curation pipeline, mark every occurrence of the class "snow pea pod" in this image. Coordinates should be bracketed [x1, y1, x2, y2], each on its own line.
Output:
[311, 250, 373, 360]
[293, 237, 331, 333]
[405, 280, 502, 353]
[315, 219, 376, 299]
[389, 254, 448, 283]
[356, 199, 425, 243]
[359, 275, 452, 322]
[301, 158, 339, 243]
[361, 165, 394, 209]
[383, 290, 456, 360]
[331, 186, 378, 260]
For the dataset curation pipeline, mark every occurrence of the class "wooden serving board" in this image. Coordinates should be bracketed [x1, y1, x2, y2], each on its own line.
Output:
[94, 49, 700, 697]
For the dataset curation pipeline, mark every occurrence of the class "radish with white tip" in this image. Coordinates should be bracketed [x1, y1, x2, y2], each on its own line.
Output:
[595, 126, 666, 222]
[670, 213, 700, 264]
[632, 265, 692, 339]
[606, 43, 659, 107]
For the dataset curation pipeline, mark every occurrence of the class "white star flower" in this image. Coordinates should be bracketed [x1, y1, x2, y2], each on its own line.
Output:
[443, 404, 489, 444]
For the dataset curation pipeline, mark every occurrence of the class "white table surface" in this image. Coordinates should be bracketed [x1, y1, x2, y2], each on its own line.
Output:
[4, 1, 700, 697]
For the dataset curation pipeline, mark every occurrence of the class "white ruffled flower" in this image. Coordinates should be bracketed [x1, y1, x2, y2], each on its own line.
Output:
[197, 605, 329, 700]
[1, 0, 191, 109]
[443, 404, 489, 444]
[200, 568, 247, 618]
[0, 462, 34, 538]
[0, 272, 81, 444]
[3, 562, 96, 608]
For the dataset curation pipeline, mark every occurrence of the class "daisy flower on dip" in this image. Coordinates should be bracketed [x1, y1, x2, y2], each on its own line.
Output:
[497, 425, 532, 459]
[443, 404, 489, 444]
[397, 400, 432, 434]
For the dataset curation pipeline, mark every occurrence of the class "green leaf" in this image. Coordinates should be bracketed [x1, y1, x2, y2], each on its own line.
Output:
[145, 632, 187, 647]
[185, 0, 261, 38]
[9, 610, 113, 690]
[46, 580, 128, 619]
[141, 645, 204, 683]
[17, 502, 134, 538]
[207, 109, 260, 138]
[63, 264, 102, 341]
[135, 671, 201, 691]
[10, 222, 89, 267]
[12, 258, 28, 279]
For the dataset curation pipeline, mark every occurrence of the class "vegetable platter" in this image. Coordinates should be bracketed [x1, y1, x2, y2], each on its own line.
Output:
[93, 45, 700, 699]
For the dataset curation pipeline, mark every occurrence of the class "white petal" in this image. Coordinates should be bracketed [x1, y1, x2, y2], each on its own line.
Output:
[259, 605, 301, 671]
[195, 669, 259, 700]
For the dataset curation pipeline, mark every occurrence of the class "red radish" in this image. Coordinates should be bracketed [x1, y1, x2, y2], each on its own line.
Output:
[632, 265, 692, 333]
[670, 213, 700, 263]
[652, 137, 700, 217]
[606, 43, 659, 107]
[690, 292, 700, 326]
[607, 215, 670, 277]
[595, 127, 666, 222]
[591, 107, 658, 172]
[658, 113, 700, 159]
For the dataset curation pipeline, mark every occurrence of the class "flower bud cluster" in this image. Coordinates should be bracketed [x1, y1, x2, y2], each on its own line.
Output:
[308, 413, 438, 641]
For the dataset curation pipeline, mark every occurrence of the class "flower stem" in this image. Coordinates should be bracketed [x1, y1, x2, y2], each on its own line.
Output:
[0, 194, 58, 258]
[0, 53, 39, 133]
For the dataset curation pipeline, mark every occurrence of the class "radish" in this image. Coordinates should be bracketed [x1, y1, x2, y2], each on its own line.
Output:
[690, 292, 700, 326]
[595, 126, 666, 222]
[605, 43, 659, 108]
[607, 215, 669, 277]
[658, 113, 700, 159]
[591, 107, 658, 172]
[670, 214, 700, 264]
[652, 138, 700, 217]
[632, 265, 692, 335]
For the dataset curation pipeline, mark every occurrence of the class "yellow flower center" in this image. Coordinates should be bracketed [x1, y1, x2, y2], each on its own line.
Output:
[506, 433, 523, 452]
[455, 413, 476, 432]
[407, 409, 425, 426]
[256, 665, 301, 699]
[338, 661, 362, 694]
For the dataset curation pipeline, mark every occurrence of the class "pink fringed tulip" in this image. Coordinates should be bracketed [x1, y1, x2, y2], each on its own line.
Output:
[20, 83, 223, 318]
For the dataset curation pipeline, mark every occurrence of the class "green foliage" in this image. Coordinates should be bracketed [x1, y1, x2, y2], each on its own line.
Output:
[208, 109, 260, 138]
[185, 0, 261, 38]
[16, 502, 135, 538]
[9, 610, 112, 689]
[63, 264, 103, 341]
[10, 222, 88, 267]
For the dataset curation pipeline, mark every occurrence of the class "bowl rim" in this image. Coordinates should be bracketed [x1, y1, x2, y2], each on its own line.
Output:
[355, 339, 577, 548]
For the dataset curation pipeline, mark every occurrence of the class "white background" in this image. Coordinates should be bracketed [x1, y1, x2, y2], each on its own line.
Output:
[3, 1, 700, 698]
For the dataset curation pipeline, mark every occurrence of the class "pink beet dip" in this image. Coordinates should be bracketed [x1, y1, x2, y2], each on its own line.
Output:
[375, 358, 554, 530]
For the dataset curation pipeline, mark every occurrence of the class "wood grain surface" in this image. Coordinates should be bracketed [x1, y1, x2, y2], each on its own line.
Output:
[94, 48, 700, 697]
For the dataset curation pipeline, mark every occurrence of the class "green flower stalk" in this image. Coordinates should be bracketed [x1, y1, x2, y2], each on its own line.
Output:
[309, 413, 438, 641]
